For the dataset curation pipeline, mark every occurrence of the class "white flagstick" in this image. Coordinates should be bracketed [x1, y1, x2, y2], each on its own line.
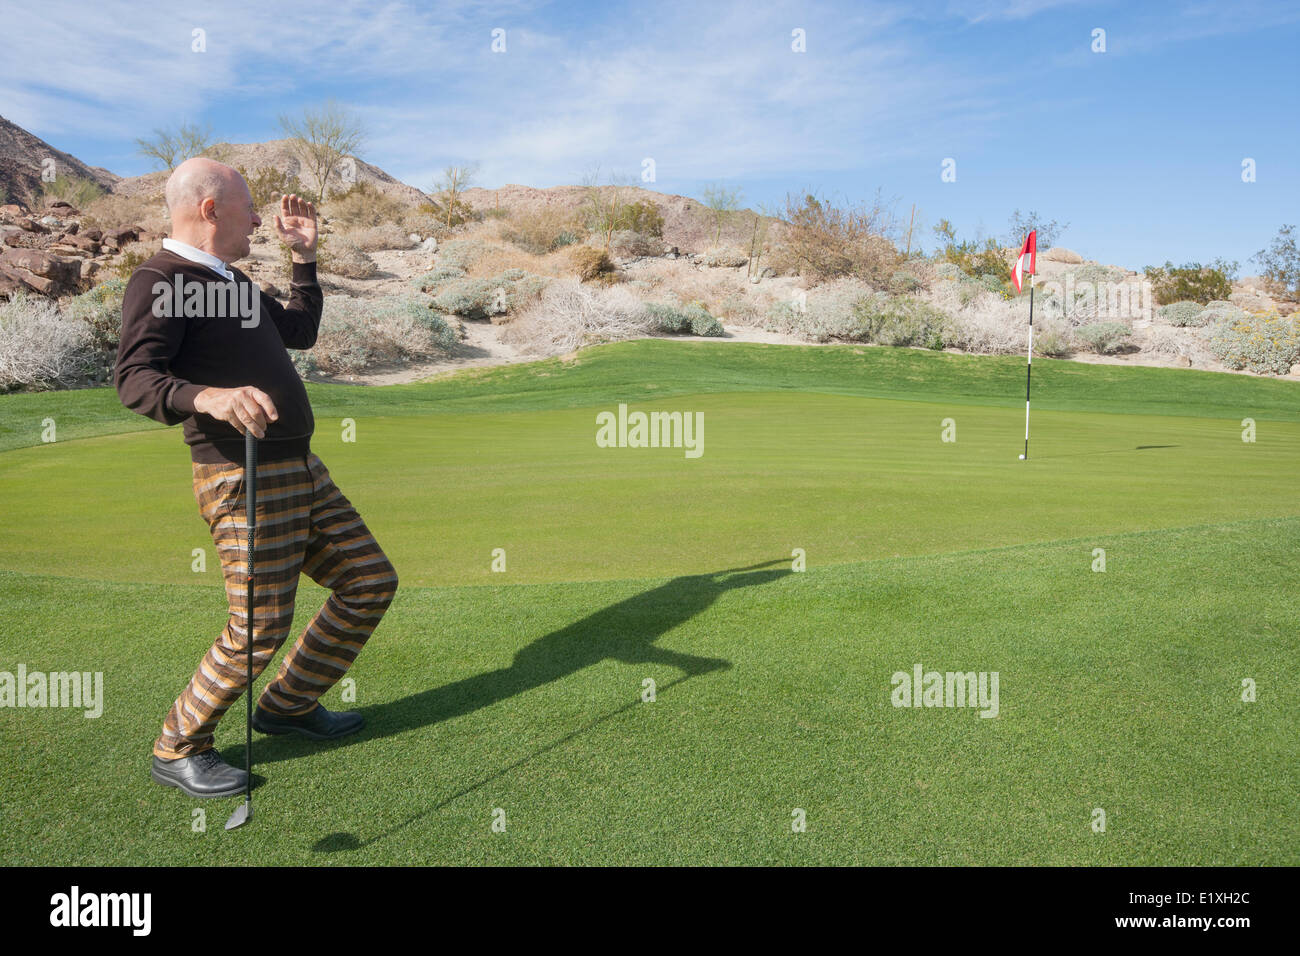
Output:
[1023, 272, 1034, 460]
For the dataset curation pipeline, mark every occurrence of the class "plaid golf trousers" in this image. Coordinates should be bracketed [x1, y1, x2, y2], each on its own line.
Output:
[154, 452, 398, 760]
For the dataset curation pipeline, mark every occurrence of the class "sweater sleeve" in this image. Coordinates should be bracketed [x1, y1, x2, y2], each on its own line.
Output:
[260, 260, 323, 349]
[114, 270, 204, 424]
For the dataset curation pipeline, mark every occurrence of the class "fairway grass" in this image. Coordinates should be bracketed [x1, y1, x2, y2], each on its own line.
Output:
[1, 340, 1296, 865]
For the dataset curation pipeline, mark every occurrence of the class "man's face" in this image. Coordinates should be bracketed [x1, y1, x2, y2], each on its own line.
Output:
[211, 178, 261, 263]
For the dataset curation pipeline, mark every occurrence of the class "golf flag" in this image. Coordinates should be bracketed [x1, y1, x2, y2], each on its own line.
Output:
[1012, 229, 1037, 293]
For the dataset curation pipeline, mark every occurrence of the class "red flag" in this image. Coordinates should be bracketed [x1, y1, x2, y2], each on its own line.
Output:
[1013, 230, 1036, 292]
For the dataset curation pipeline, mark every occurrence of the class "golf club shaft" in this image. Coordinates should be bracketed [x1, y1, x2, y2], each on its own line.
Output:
[244, 429, 257, 804]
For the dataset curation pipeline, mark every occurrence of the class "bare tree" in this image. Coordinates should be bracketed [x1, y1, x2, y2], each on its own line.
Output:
[701, 183, 743, 246]
[135, 122, 215, 171]
[581, 167, 635, 251]
[279, 100, 366, 201]
[431, 163, 480, 229]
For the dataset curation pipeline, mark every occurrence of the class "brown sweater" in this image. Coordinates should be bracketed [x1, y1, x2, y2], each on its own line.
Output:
[114, 250, 322, 464]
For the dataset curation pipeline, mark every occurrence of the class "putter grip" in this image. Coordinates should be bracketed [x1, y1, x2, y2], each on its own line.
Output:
[245, 430, 257, 572]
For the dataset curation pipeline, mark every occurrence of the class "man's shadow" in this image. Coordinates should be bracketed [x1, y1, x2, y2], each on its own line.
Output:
[240, 558, 790, 768]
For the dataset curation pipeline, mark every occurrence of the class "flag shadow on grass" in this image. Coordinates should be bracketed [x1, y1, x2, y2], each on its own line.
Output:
[235, 557, 791, 775]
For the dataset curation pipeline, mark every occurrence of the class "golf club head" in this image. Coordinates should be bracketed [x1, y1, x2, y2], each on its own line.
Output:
[224, 799, 252, 831]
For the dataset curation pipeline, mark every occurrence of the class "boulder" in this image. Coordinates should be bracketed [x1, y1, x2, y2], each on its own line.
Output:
[420, 236, 438, 253]
[17, 217, 48, 234]
[45, 201, 80, 218]
[38, 215, 61, 228]
[1041, 247, 1084, 264]
[0, 204, 27, 222]
[79, 259, 100, 280]
[0, 248, 83, 296]
[1175, 356, 1192, 368]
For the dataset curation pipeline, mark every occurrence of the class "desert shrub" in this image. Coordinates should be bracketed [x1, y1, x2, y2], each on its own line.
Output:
[1146, 325, 1191, 357]
[1033, 319, 1072, 356]
[325, 180, 409, 229]
[436, 239, 489, 272]
[716, 293, 764, 324]
[568, 245, 615, 282]
[1075, 321, 1132, 354]
[1253, 224, 1299, 301]
[112, 246, 150, 280]
[399, 205, 446, 239]
[1158, 301, 1207, 327]
[932, 262, 963, 282]
[499, 278, 653, 355]
[411, 263, 468, 293]
[853, 296, 952, 349]
[609, 230, 664, 258]
[1143, 260, 1236, 305]
[1207, 312, 1300, 375]
[239, 165, 308, 210]
[41, 175, 105, 210]
[1196, 302, 1248, 327]
[620, 200, 664, 237]
[889, 270, 922, 295]
[930, 220, 1012, 292]
[757, 278, 878, 342]
[319, 237, 377, 279]
[0, 293, 97, 389]
[1071, 263, 1127, 285]
[297, 295, 457, 375]
[644, 302, 722, 336]
[702, 247, 749, 268]
[429, 271, 548, 319]
[768, 192, 901, 284]
[501, 207, 586, 254]
[345, 222, 416, 252]
[62, 278, 127, 356]
[81, 192, 167, 233]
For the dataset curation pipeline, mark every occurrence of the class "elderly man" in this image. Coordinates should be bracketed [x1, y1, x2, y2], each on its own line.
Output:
[115, 158, 398, 799]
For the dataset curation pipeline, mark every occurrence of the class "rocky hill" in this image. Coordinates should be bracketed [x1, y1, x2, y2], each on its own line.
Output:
[0, 115, 119, 205]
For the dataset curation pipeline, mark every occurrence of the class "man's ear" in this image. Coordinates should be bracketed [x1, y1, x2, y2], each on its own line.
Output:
[199, 198, 219, 224]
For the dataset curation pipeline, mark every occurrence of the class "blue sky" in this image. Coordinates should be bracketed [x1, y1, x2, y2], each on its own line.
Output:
[2, 0, 1297, 270]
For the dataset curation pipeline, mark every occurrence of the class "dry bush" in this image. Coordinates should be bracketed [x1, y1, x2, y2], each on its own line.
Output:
[768, 191, 902, 284]
[608, 230, 664, 259]
[298, 295, 458, 375]
[925, 281, 1025, 354]
[501, 206, 586, 254]
[567, 245, 615, 282]
[0, 294, 96, 389]
[82, 192, 169, 234]
[702, 246, 749, 268]
[467, 244, 547, 278]
[320, 237, 378, 278]
[343, 222, 416, 252]
[500, 278, 652, 355]
[325, 181, 410, 229]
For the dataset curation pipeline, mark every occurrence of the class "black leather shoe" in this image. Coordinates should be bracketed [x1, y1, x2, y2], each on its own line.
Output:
[151, 749, 248, 799]
[252, 702, 364, 740]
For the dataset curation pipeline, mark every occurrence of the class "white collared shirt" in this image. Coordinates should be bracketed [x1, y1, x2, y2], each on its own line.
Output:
[161, 238, 235, 281]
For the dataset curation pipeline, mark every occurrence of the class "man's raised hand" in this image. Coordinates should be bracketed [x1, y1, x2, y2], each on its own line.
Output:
[193, 386, 279, 438]
[273, 193, 318, 263]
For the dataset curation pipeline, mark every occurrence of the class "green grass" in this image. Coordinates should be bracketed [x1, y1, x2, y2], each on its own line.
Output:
[1, 339, 1297, 865]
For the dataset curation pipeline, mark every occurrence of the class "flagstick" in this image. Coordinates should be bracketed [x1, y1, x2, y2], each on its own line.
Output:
[1024, 273, 1034, 460]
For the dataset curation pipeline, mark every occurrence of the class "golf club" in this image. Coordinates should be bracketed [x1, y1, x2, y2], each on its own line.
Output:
[224, 428, 258, 831]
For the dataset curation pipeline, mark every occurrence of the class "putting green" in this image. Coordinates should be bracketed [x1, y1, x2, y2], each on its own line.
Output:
[1, 340, 1296, 865]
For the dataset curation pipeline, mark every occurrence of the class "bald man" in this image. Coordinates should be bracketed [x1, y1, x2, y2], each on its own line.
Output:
[115, 159, 398, 799]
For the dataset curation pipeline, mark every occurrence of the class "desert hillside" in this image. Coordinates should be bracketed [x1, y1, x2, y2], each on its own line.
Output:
[0, 118, 1297, 393]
